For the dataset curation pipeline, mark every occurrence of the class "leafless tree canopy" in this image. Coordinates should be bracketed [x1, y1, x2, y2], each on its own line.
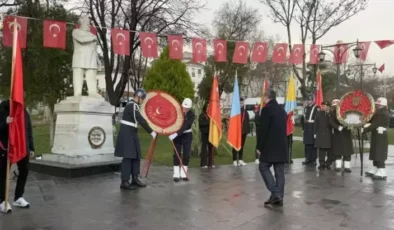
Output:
[0, 0, 20, 7]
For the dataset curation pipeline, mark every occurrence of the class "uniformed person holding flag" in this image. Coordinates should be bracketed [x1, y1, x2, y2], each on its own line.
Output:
[115, 89, 157, 190]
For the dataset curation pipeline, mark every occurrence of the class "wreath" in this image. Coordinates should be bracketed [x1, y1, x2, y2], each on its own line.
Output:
[336, 90, 375, 129]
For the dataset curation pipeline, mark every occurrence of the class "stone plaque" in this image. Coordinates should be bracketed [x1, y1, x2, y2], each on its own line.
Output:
[88, 126, 106, 149]
[56, 124, 78, 133]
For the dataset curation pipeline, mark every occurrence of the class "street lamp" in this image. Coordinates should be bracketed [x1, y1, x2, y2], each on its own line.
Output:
[346, 62, 376, 90]
[372, 65, 378, 75]
[346, 69, 351, 76]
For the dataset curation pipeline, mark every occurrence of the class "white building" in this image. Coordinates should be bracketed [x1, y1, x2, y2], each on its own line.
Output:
[182, 52, 205, 97]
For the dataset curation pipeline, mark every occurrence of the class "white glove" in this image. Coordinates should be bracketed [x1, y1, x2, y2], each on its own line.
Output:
[364, 123, 371, 128]
[361, 128, 364, 133]
[6, 116, 13, 124]
[169, 133, 178, 141]
[151, 132, 157, 139]
[338, 126, 343, 131]
[314, 134, 316, 138]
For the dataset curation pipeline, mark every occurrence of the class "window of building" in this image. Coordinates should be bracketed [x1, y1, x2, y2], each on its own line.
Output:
[197, 69, 202, 77]
[191, 68, 195, 77]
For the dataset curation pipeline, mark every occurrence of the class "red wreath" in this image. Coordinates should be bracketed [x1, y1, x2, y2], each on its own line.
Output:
[337, 90, 375, 128]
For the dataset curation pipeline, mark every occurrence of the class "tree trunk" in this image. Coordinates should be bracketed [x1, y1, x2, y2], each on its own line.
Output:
[45, 105, 55, 149]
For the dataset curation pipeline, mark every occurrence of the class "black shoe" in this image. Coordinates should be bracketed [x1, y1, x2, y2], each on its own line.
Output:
[302, 161, 310, 165]
[326, 164, 332, 170]
[120, 181, 135, 190]
[308, 161, 317, 166]
[264, 198, 272, 206]
[181, 177, 189, 181]
[318, 165, 325, 170]
[272, 199, 283, 206]
[344, 168, 352, 173]
[132, 176, 147, 188]
[173, 177, 180, 182]
[289, 160, 294, 164]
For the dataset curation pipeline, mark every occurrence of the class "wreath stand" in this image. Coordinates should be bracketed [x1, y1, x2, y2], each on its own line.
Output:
[357, 128, 364, 179]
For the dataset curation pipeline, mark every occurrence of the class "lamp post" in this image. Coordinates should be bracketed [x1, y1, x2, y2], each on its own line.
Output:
[346, 63, 377, 90]
[318, 40, 362, 97]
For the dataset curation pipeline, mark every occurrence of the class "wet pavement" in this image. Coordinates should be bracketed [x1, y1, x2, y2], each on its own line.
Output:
[2, 154, 394, 230]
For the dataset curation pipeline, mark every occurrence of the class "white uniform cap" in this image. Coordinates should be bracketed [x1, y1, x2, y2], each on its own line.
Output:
[375, 97, 388, 106]
[182, 98, 193, 109]
[332, 99, 340, 106]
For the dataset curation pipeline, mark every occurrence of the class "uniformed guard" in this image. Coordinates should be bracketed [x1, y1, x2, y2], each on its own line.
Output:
[313, 101, 333, 170]
[169, 98, 195, 182]
[114, 89, 157, 190]
[363, 97, 390, 180]
[301, 94, 318, 166]
[329, 99, 353, 172]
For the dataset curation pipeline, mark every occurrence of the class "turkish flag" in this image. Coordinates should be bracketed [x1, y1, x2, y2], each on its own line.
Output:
[233, 41, 249, 64]
[168, 35, 183, 60]
[139, 32, 158, 58]
[289, 44, 304, 64]
[375, 40, 394, 49]
[2, 16, 28, 48]
[333, 44, 348, 64]
[378, 64, 385, 73]
[213, 39, 227, 62]
[309, 44, 320, 64]
[111, 29, 130, 55]
[75, 24, 97, 35]
[315, 70, 323, 106]
[358, 42, 370, 61]
[192, 38, 207, 63]
[272, 43, 288, 64]
[43, 20, 66, 49]
[251, 42, 268, 63]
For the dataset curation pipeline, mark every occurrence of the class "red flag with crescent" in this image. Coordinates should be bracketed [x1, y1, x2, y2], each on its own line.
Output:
[375, 40, 394, 49]
[251, 42, 268, 63]
[272, 43, 287, 64]
[358, 42, 370, 61]
[139, 32, 158, 58]
[289, 44, 304, 64]
[43, 20, 66, 49]
[168, 35, 183, 60]
[213, 39, 227, 62]
[111, 29, 130, 55]
[2, 16, 28, 48]
[192, 38, 207, 63]
[333, 44, 348, 64]
[309, 44, 320, 64]
[76, 24, 97, 35]
[233, 41, 249, 64]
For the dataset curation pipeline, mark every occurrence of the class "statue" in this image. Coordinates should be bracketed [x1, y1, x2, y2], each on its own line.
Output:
[72, 15, 100, 97]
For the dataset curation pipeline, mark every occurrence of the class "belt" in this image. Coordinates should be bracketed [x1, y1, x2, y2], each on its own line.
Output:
[377, 127, 387, 134]
[183, 129, 192, 133]
[121, 120, 138, 128]
[306, 120, 314, 123]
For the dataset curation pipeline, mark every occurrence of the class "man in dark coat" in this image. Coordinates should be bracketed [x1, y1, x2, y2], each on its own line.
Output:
[169, 98, 195, 182]
[0, 100, 35, 213]
[115, 89, 157, 190]
[301, 94, 318, 166]
[232, 97, 250, 166]
[256, 90, 288, 206]
[254, 107, 261, 164]
[328, 99, 353, 173]
[363, 97, 390, 180]
[199, 103, 214, 168]
[313, 101, 333, 170]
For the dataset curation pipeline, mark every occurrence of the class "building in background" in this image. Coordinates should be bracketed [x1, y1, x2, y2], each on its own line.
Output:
[182, 51, 205, 97]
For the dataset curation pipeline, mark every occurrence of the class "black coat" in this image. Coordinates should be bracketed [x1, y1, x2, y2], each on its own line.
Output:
[199, 112, 209, 135]
[177, 110, 195, 136]
[363, 108, 390, 162]
[0, 100, 35, 159]
[301, 104, 318, 145]
[328, 108, 353, 156]
[241, 107, 250, 135]
[256, 99, 288, 163]
[313, 110, 332, 149]
[114, 100, 153, 159]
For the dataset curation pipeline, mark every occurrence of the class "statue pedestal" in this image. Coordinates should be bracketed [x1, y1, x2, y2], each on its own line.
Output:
[30, 96, 121, 178]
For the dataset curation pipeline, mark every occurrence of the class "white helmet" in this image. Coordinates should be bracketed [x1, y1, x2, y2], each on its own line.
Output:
[182, 98, 193, 109]
[375, 97, 388, 106]
[332, 99, 340, 106]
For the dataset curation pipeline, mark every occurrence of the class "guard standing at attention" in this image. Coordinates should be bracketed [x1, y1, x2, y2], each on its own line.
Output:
[313, 101, 333, 170]
[115, 89, 157, 190]
[301, 94, 318, 166]
[169, 98, 195, 182]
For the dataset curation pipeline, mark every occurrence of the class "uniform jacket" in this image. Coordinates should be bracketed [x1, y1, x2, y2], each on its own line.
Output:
[256, 99, 288, 163]
[363, 108, 390, 162]
[301, 104, 318, 145]
[328, 108, 353, 156]
[199, 112, 209, 135]
[313, 109, 332, 149]
[177, 110, 195, 136]
[114, 100, 153, 159]
[241, 107, 250, 135]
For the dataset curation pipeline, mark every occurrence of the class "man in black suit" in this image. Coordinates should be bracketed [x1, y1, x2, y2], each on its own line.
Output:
[256, 90, 288, 206]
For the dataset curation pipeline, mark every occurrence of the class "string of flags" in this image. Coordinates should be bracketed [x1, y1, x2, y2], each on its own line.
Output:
[2, 15, 394, 65]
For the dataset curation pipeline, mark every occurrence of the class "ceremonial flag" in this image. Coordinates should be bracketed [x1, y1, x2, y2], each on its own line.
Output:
[333, 44, 348, 64]
[375, 40, 394, 49]
[76, 24, 97, 35]
[289, 44, 304, 65]
[259, 79, 269, 111]
[2, 16, 28, 48]
[271, 43, 287, 64]
[192, 38, 207, 63]
[168, 35, 183, 60]
[251, 42, 268, 63]
[9, 23, 27, 164]
[213, 39, 227, 62]
[315, 70, 323, 106]
[139, 32, 158, 58]
[358, 42, 370, 61]
[378, 64, 385, 73]
[207, 73, 222, 147]
[43, 20, 66, 49]
[227, 74, 242, 151]
[284, 73, 297, 136]
[233, 41, 249, 64]
[309, 44, 320, 64]
[111, 29, 130, 55]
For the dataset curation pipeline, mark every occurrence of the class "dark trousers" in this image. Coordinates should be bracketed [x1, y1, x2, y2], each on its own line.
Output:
[0, 156, 29, 202]
[305, 144, 317, 162]
[373, 161, 385, 168]
[259, 162, 285, 199]
[255, 126, 260, 159]
[336, 155, 351, 161]
[318, 148, 333, 165]
[232, 134, 247, 161]
[121, 158, 140, 182]
[287, 134, 293, 162]
[200, 133, 214, 167]
[173, 133, 192, 166]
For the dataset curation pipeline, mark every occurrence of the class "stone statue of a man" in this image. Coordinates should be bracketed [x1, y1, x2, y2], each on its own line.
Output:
[72, 15, 100, 97]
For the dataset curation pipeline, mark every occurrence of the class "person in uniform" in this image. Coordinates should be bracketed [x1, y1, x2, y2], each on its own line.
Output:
[313, 101, 333, 170]
[301, 94, 318, 166]
[114, 89, 157, 190]
[363, 97, 390, 180]
[199, 103, 214, 168]
[329, 99, 353, 172]
[232, 98, 250, 166]
[169, 98, 195, 182]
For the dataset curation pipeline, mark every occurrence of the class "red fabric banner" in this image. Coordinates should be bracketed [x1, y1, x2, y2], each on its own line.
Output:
[213, 39, 227, 62]
[139, 32, 158, 58]
[315, 70, 323, 106]
[378, 64, 385, 73]
[2, 16, 28, 48]
[43, 20, 66, 49]
[233, 41, 249, 64]
[333, 44, 348, 64]
[375, 40, 394, 49]
[251, 42, 268, 63]
[271, 43, 287, 64]
[111, 29, 130, 55]
[289, 44, 304, 64]
[192, 38, 207, 63]
[358, 42, 370, 61]
[309, 44, 320, 64]
[168, 35, 183, 60]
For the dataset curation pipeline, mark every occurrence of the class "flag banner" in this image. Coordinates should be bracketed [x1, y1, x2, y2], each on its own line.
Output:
[207, 73, 222, 147]
[168, 35, 184, 60]
[333, 44, 348, 64]
[213, 39, 227, 62]
[227, 75, 242, 151]
[192, 38, 207, 63]
[2, 16, 28, 48]
[309, 44, 320, 64]
[272, 43, 288, 64]
[139, 32, 158, 58]
[315, 70, 323, 106]
[289, 44, 304, 64]
[43, 20, 67, 49]
[285, 73, 297, 135]
[375, 40, 394, 49]
[233, 41, 249, 64]
[378, 64, 385, 73]
[358, 42, 370, 61]
[111, 29, 130, 55]
[251, 42, 268, 63]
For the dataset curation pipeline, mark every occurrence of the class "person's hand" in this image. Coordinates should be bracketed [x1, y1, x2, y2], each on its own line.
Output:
[314, 134, 316, 138]
[360, 128, 364, 133]
[151, 132, 157, 139]
[169, 133, 178, 141]
[29, 151, 35, 158]
[256, 149, 261, 155]
[6, 117, 13, 124]
[338, 126, 343, 131]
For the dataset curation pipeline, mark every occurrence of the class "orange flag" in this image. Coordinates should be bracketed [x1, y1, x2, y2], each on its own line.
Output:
[315, 70, 323, 106]
[207, 73, 222, 147]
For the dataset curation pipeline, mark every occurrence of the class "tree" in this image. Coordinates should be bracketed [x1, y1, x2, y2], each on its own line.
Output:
[143, 47, 194, 102]
[83, 0, 206, 106]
